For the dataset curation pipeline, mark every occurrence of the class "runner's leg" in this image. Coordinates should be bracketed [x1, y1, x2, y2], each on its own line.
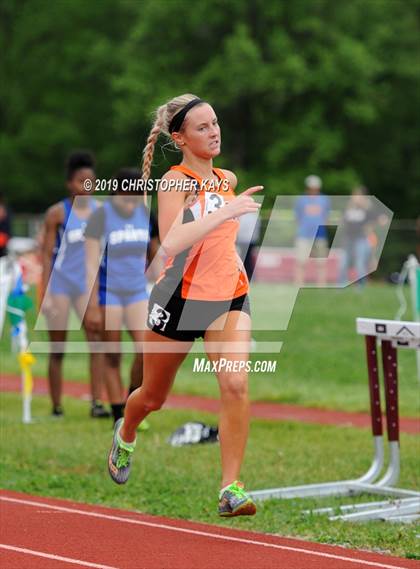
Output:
[204, 310, 251, 488]
[120, 329, 193, 442]
[46, 295, 71, 411]
[124, 299, 148, 393]
[74, 294, 104, 403]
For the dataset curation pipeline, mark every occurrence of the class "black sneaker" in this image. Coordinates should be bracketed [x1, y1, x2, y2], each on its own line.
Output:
[91, 403, 111, 419]
[52, 405, 64, 418]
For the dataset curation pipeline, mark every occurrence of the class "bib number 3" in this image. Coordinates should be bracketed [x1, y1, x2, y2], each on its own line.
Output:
[205, 193, 225, 215]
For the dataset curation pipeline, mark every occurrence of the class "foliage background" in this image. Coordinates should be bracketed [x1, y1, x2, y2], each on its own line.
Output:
[1, 0, 419, 216]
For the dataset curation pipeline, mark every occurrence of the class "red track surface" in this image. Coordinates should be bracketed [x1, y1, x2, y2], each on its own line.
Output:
[1, 490, 418, 569]
[1, 374, 419, 434]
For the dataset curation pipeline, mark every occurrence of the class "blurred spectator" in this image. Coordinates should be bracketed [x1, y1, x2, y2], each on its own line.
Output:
[0, 192, 12, 257]
[294, 175, 330, 286]
[338, 186, 376, 287]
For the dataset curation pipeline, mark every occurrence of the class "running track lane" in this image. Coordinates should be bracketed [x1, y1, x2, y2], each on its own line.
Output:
[0, 491, 418, 569]
[1, 374, 419, 434]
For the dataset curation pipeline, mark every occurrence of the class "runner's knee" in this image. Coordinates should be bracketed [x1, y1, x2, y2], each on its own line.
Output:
[219, 373, 248, 400]
[105, 352, 121, 369]
[50, 352, 64, 363]
[142, 389, 167, 412]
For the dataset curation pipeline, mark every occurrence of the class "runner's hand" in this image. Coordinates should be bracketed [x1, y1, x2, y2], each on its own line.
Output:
[223, 186, 263, 220]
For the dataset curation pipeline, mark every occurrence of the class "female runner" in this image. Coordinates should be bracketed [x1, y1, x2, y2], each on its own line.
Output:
[41, 151, 107, 417]
[84, 168, 160, 425]
[108, 95, 262, 517]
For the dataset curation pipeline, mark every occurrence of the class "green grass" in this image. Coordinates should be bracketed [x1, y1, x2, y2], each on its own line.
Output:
[1, 282, 419, 415]
[1, 393, 419, 559]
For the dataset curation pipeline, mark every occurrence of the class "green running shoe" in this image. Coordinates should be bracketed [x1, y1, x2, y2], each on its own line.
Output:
[218, 481, 257, 517]
[108, 418, 136, 484]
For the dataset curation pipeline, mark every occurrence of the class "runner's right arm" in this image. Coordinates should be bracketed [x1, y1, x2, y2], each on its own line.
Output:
[40, 204, 63, 313]
[158, 170, 262, 257]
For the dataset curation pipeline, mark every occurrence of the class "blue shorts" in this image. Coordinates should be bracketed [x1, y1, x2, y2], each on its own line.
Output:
[99, 288, 148, 307]
[50, 270, 85, 299]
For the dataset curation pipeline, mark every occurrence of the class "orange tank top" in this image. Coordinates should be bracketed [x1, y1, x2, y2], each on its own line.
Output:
[156, 165, 249, 301]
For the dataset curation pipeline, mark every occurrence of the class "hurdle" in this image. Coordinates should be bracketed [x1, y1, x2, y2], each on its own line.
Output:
[398, 255, 420, 382]
[249, 317, 420, 521]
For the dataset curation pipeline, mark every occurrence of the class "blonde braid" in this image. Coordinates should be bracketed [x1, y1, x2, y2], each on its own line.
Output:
[141, 105, 166, 181]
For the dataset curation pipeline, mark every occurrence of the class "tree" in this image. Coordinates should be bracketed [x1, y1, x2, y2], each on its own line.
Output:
[0, 0, 132, 210]
[113, 0, 420, 215]
[1, 0, 419, 218]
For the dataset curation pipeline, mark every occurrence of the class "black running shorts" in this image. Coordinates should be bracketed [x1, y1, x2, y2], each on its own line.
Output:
[147, 284, 251, 342]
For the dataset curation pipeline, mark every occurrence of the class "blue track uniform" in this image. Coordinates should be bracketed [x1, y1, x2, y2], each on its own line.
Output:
[50, 198, 97, 298]
[294, 194, 330, 240]
[85, 199, 158, 307]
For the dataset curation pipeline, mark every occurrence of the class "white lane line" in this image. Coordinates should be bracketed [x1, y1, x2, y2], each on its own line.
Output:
[0, 496, 412, 569]
[0, 544, 119, 569]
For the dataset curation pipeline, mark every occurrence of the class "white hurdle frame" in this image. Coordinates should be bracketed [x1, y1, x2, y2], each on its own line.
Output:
[249, 318, 420, 522]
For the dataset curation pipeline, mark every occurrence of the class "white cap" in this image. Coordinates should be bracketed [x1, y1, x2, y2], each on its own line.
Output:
[305, 175, 322, 189]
